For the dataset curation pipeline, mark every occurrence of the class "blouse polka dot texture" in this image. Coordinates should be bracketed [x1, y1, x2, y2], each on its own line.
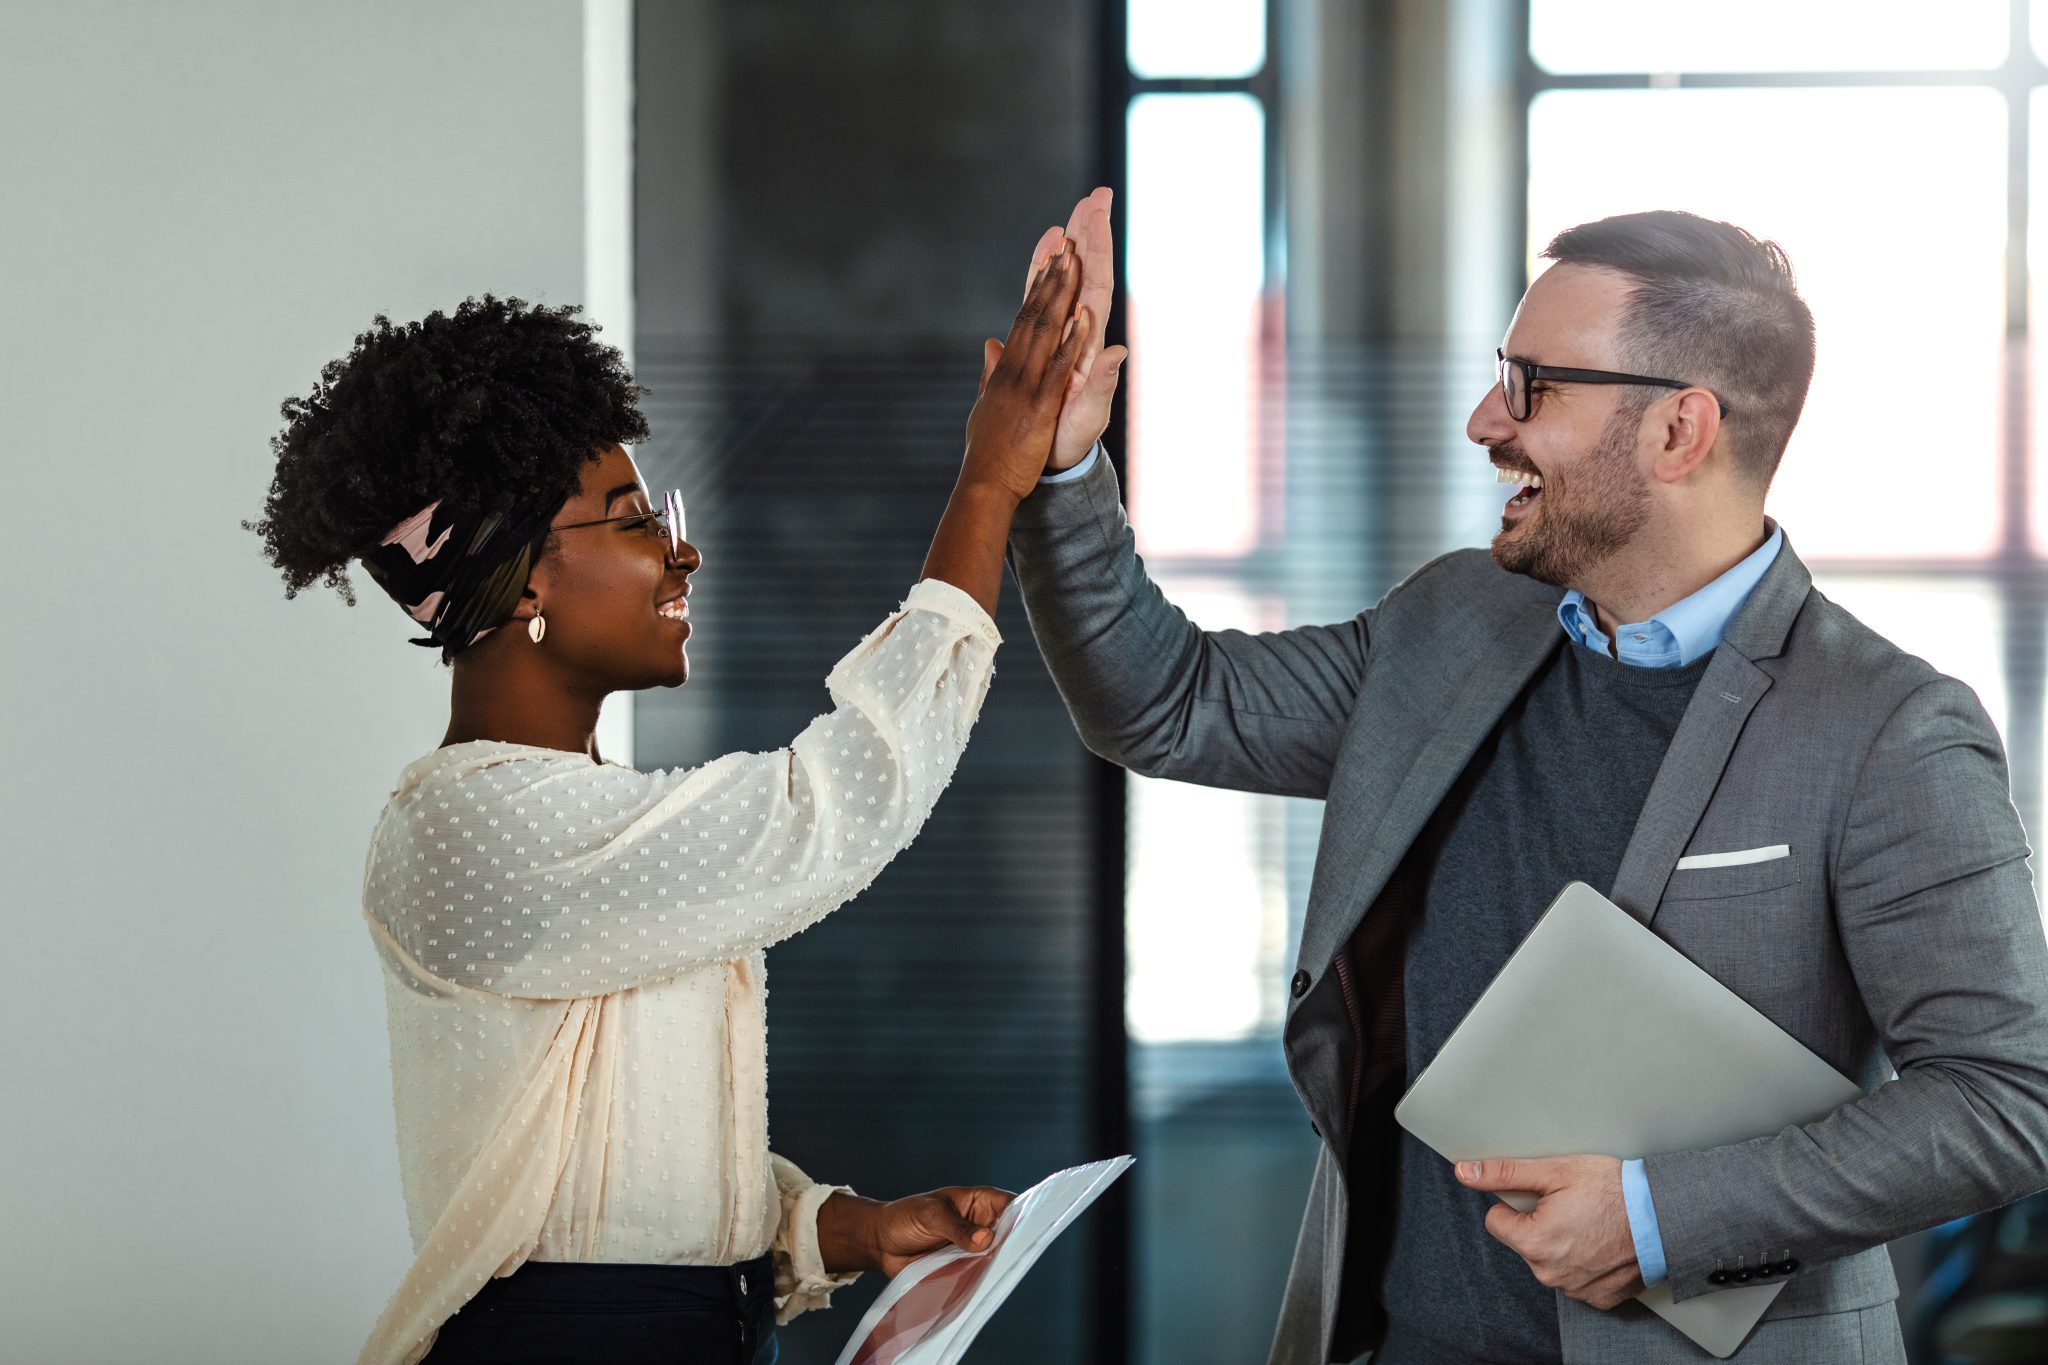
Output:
[354, 580, 1000, 1365]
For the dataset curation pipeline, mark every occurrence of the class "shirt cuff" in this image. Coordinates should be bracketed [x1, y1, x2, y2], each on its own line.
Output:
[1621, 1157, 1669, 1288]
[902, 576, 1002, 649]
[770, 1159, 862, 1324]
[1037, 444, 1101, 485]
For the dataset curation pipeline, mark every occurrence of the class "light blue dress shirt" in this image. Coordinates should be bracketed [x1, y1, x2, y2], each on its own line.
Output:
[1039, 446, 1101, 485]
[1555, 522, 1783, 1287]
[1040, 451, 1786, 1289]
[1555, 524, 1784, 670]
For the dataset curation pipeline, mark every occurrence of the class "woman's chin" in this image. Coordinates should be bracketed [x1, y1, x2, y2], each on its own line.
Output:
[645, 619, 691, 686]
[616, 647, 689, 691]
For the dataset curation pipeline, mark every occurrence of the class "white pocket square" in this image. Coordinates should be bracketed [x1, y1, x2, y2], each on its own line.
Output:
[1675, 844, 1790, 871]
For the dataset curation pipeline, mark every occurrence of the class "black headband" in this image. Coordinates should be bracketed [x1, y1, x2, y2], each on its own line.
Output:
[360, 491, 560, 652]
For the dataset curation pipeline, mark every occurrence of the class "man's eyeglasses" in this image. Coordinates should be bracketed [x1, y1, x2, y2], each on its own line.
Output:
[1496, 349, 1728, 423]
[552, 489, 688, 562]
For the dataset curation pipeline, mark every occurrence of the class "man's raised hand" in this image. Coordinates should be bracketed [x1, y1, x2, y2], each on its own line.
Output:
[960, 237, 1091, 505]
[987, 187, 1126, 478]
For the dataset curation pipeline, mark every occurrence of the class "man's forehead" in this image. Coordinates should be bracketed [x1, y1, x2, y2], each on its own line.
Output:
[1504, 263, 1631, 366]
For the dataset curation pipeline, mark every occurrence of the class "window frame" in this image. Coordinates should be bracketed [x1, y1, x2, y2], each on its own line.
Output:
[1514, 1, 2048, 838]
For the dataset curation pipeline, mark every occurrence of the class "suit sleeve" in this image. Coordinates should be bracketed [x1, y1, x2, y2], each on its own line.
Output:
[1644, 677, 2048, 1303]
[1005, 446, 1377, 801]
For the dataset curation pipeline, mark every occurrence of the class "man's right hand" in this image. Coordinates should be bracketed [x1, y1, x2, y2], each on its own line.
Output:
[986, 187, 1126, 476]
[958, 238, 1090, 506]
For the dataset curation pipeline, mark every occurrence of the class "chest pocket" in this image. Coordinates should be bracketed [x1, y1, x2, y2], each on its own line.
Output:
[1662, 847, 1801, 902]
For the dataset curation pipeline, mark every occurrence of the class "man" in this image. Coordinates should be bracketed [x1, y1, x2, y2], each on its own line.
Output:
[1006, 197, 2048, 1362]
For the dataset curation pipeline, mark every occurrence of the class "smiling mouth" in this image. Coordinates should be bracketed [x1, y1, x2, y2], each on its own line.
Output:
[656, 591, 690, 623]
[1494, 464, 1545, 510]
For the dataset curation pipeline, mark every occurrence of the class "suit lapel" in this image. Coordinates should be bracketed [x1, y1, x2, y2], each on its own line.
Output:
[1608, 649, 1771, 922]
[1299, 533, 1814, 966]
[1299, 592, 1562, 975]
[1610, 533, 1813, 923]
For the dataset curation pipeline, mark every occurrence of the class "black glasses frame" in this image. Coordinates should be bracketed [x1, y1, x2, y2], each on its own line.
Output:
[551, 488, 688, 562]
[1496, 349, 1728, 421]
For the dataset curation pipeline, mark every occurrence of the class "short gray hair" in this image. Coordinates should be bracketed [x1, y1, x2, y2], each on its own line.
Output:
[1542, 210, 1816, 488]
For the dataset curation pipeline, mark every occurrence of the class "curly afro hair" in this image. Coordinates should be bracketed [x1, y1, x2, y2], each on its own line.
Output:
[248, 294, 651, 622]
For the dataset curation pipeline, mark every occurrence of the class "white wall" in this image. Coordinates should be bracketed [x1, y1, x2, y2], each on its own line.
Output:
[0, 3, 630, 1358]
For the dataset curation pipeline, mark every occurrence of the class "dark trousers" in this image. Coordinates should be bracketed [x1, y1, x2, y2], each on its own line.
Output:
[423, 1255, 779, 1365]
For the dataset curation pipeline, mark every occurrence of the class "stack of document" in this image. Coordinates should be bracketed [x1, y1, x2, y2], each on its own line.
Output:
[834, 1156, 1133, 1365]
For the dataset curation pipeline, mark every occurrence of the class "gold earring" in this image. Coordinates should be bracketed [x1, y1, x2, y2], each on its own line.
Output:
[528, 608, 546, 644]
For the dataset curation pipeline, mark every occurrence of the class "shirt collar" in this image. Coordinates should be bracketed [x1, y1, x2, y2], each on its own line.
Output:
[1557, 523, 1785, 669]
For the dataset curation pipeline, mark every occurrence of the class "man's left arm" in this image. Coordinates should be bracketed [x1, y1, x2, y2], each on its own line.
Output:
[1640, 675, 2048, 1303]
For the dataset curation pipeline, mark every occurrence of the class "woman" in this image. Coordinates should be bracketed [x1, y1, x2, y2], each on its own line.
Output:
[248, 231, 1115, 1363]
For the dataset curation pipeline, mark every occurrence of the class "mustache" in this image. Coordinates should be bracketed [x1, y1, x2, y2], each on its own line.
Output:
[1488, 440, 1540, 477]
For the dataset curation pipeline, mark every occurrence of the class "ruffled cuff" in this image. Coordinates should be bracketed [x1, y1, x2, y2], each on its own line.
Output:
[770, 1154, 863, 1324]
[903, 576, 1003, 650]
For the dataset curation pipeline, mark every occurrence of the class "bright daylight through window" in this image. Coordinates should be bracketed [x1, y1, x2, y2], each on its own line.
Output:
[1531, 1, 2040, 847]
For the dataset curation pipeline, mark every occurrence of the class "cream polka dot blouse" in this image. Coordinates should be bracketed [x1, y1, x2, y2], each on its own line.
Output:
[354, 579, 1000, 1365]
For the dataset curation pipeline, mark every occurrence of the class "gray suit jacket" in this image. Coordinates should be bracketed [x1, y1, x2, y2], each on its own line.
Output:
[1005, 453, 2048, 1365]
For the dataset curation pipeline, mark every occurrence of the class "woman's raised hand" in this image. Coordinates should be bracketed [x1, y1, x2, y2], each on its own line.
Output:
[1021, 188, 1123, 476]
[919, 211, 1109, 616]
[958, 236, 1091, 506]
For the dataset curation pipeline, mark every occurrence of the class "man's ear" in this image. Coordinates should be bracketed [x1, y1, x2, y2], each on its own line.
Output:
[1652, 388, 1722, 485]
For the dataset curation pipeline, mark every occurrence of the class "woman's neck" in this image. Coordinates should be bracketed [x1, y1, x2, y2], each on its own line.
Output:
[441, 652, 608, 761]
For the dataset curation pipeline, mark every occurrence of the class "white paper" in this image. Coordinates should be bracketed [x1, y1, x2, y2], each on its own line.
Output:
[832, 1156, 1134, 1365]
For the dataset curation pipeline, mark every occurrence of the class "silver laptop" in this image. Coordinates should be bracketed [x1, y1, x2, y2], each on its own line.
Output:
[1393, 881, 1865, 1359]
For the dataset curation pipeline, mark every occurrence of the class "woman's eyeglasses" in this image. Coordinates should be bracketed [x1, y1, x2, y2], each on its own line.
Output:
[552, 489, 688, 562]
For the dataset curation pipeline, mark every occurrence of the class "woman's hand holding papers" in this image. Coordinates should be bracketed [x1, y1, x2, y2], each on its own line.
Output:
[1457, 1155, 1645, 1311]
[818, 1185, 1017, 1278]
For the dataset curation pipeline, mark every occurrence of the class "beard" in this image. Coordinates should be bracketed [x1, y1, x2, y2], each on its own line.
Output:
[1490, 411, 1651, 588]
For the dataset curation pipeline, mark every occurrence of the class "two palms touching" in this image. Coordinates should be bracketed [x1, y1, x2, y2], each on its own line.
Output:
[980, 186, 1127, 475]
[975, 190, 1653, 1313]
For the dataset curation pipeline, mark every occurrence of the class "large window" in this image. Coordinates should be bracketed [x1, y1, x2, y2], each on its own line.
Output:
[1123, 8, 1285, 1051]
[1121, 4, 1315, 1363]
[1526, 0, 2045, 844]
[1111, 5, 2048, 1360]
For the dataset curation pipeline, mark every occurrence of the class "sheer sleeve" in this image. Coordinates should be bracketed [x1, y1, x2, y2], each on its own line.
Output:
[368, 578, 999, 998]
